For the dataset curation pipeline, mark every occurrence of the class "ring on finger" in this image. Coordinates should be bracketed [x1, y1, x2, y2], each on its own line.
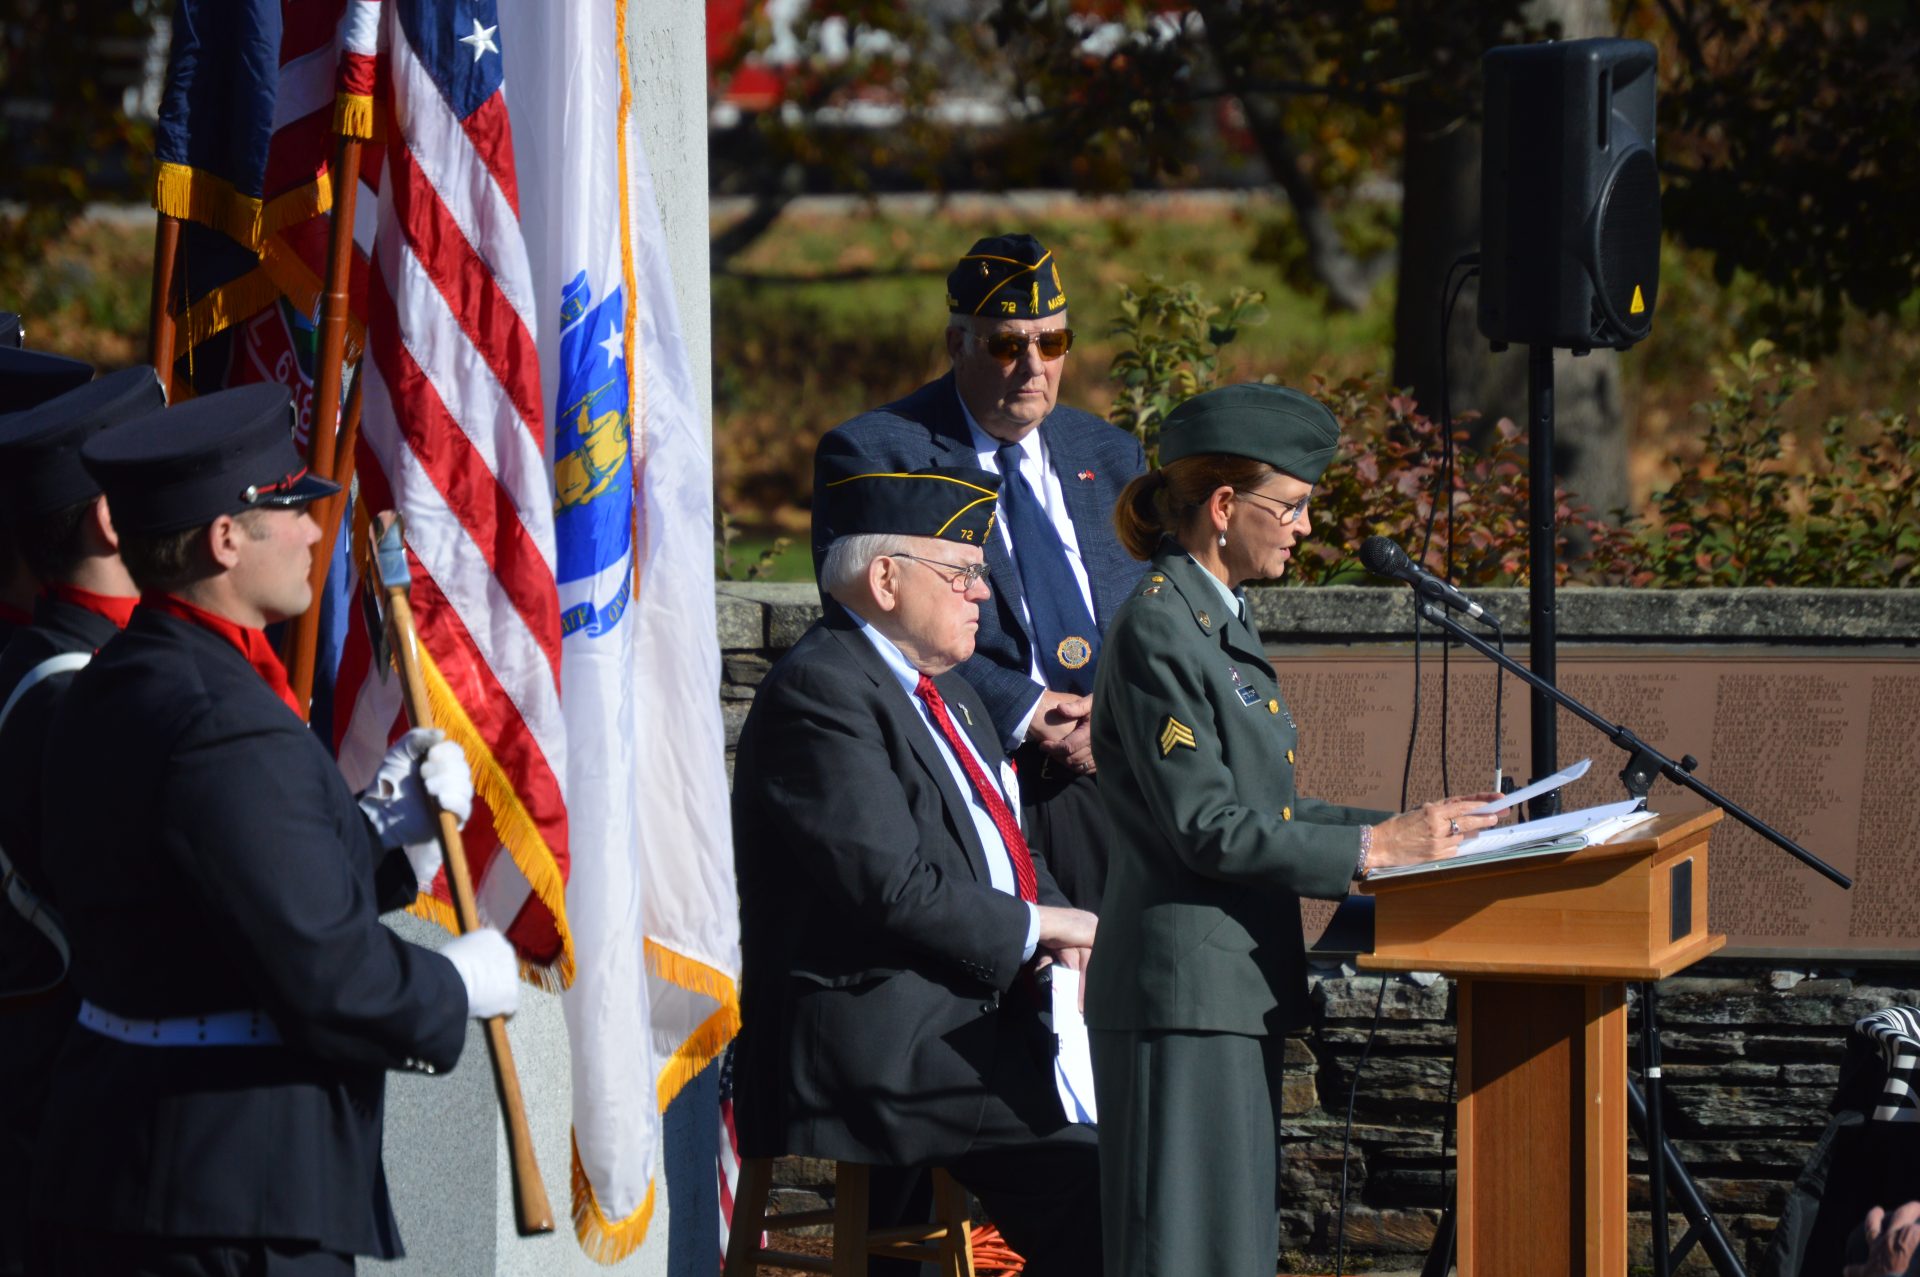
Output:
[1448, 818, 1461, 837]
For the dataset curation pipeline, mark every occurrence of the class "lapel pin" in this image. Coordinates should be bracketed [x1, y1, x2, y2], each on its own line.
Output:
[1077, 469, 1095, 481]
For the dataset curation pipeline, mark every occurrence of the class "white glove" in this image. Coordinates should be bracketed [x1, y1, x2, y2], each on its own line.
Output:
[358, 729, 474, 882]
[441, 928, 519, 1020]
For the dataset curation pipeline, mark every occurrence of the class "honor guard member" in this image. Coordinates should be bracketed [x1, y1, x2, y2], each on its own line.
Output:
[1086, 384, 1500, 1276]
[0, 367, 164, 1277]
[737, 463, 1104, 1277]
[813, 234, 1146, 911]
[28, 384, 522, 1277]
[0, 345, 94, 649]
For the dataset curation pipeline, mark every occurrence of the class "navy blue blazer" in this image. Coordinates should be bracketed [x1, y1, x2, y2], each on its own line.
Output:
[813, 373, 1148, 749]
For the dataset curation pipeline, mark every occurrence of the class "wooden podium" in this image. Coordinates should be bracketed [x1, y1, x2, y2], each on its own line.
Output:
[1358, 808, 1726, 1275]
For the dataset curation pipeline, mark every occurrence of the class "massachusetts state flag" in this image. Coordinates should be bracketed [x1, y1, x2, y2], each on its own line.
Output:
[503, 0, 739, 1257]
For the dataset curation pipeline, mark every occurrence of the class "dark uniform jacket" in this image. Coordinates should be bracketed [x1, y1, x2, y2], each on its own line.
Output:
[730, 607, 1070, 1166]
[0, 592, 116, 1276]
[813, 373, 1149, 750]
[1085, 551, 1391, 1036]
[31, 607, 468, 1258]
[0, 592, 119, 904]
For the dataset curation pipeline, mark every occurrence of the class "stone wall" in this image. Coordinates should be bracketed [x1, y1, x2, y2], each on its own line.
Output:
[714, 584, 1920, 1271]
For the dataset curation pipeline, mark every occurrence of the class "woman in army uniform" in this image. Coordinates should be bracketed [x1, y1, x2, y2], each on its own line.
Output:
[1084, 383, 1498, 1277]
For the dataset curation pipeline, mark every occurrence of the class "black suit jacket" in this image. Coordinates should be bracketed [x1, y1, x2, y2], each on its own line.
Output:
[731, 607, 1069, 1166]
[31, 607, 468, 1259]
[813, 374, 1149, 749]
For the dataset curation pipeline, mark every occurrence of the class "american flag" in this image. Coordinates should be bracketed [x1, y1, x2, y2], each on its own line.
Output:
[330, 0, 572, 976]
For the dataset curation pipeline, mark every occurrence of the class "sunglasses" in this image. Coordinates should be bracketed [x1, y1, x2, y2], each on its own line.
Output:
[974, 328, 1075, 366]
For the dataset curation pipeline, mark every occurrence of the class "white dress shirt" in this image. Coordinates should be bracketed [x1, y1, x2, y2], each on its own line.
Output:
[854, 614, 1042, 960]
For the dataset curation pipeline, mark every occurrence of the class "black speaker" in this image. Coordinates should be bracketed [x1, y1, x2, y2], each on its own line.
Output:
[1478, 38, 1661, 353]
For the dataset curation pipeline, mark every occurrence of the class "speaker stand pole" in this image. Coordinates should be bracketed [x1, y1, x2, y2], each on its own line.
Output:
[1526, 343, 1559, 819]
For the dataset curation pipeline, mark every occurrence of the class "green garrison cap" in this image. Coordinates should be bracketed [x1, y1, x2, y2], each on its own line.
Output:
[1157, 383, 1342, 483]
[946, 233, 1068, 320]
[817, 463, 1001, 548]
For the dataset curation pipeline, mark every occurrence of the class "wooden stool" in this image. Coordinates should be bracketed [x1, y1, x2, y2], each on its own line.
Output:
[723, 1158, 976, 1277]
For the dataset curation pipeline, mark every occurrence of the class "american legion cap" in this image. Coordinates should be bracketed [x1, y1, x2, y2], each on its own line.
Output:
[815, 462, 1001, 549]
[1157, 383, 1343, 484]
[0, 346, 94, 415]
[81, 383, 341, 536]
[946, 233, 1068, 320]
[0, 366, 167, 523]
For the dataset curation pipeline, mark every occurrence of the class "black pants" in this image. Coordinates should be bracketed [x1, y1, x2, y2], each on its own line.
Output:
[1014, 744, 1111, 913]
[28, 1231, 352, 1277]
[867, 986, 1102, 1277]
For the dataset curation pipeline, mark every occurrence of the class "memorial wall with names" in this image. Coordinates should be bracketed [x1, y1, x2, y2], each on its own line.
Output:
[1278, 645, 1920, 956]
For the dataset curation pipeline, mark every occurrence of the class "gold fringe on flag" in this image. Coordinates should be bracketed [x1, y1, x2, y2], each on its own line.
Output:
[153, 161, 333, 252]
[333, 92, 376, 140]
[570, 1131, 658, 1262]
[412, 642, 577, 992]
[175, 266, 284, 360]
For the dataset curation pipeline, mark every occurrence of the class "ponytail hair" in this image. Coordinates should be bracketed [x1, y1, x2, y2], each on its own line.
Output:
[1112, 453, 1279, 560]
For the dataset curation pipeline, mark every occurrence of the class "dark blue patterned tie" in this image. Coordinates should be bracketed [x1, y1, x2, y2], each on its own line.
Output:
[996, 440, 1100, 694]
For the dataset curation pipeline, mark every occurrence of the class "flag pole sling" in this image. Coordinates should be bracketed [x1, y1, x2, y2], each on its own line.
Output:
[284, 132, 365, 715]
[373, 511, 556, 1237]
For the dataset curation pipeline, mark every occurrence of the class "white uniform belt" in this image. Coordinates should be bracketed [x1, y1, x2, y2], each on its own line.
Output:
[78, 1000, 282, 1046]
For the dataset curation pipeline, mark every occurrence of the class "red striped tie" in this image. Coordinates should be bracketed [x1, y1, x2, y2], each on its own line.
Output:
[915, 674, 1039, 903]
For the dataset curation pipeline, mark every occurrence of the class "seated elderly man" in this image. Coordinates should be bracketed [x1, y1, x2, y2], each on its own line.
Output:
[731, 463, 1103, 1276]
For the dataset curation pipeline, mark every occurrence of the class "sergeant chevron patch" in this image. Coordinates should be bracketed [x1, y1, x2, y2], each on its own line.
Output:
[1158, 716, 1197, 756]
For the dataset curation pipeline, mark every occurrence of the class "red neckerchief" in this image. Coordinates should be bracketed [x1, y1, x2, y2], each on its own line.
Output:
[141, 593, 303, 717]
[46, 582, 138, 630]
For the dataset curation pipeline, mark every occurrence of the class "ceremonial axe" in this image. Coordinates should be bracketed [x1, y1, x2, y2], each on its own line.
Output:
[372, 510, 556, 1236]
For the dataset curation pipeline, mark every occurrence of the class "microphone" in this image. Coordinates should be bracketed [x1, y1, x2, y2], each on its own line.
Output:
[1359, 536, 1497, 625]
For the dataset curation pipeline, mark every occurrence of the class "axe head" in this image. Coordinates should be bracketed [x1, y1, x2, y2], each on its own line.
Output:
[372, 510, 411, 592]
[359, 571, 392, 683]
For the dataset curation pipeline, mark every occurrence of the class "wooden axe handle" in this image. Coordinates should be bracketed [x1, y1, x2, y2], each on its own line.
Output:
[383, 577, 555, 1236]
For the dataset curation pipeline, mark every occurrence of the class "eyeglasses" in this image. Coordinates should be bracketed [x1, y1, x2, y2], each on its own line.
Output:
[1234, 488, 1312, 526]
[890, 553, 992, 591]
[974, 328, 1075, 366]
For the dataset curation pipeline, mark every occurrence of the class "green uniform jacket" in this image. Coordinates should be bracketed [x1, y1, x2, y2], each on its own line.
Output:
[1084, 549, 1392, 1036]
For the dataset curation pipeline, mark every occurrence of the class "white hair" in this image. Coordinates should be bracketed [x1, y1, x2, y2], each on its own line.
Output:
[820, 532, 917, 596]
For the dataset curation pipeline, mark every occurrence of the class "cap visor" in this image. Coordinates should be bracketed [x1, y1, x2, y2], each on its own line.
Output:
[250, 473, 342, 507]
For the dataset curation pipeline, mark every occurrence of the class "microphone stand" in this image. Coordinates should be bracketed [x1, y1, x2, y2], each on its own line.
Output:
[1406, 596, 1851, 1277]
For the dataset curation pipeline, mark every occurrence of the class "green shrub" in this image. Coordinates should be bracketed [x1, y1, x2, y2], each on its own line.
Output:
[1106, 278, 1271, 458]
[1103, 289, 1920, 590]
[1599, 341, 1920, 587]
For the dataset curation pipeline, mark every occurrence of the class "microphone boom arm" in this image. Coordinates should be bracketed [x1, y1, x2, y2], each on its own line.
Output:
[1412, 598, 1851, 890]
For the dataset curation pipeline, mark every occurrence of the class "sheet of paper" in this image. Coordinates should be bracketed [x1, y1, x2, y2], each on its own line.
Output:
[1049, 967, 1098, 1124]
[1368, 805, 1657, 881]
[1472, 757, 1593, 814]
[1457, 797, 1645, 855]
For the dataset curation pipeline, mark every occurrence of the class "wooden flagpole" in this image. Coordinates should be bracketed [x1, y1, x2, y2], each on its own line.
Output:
[148, 213, 182, 399]
[284, 132, 366, 716]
